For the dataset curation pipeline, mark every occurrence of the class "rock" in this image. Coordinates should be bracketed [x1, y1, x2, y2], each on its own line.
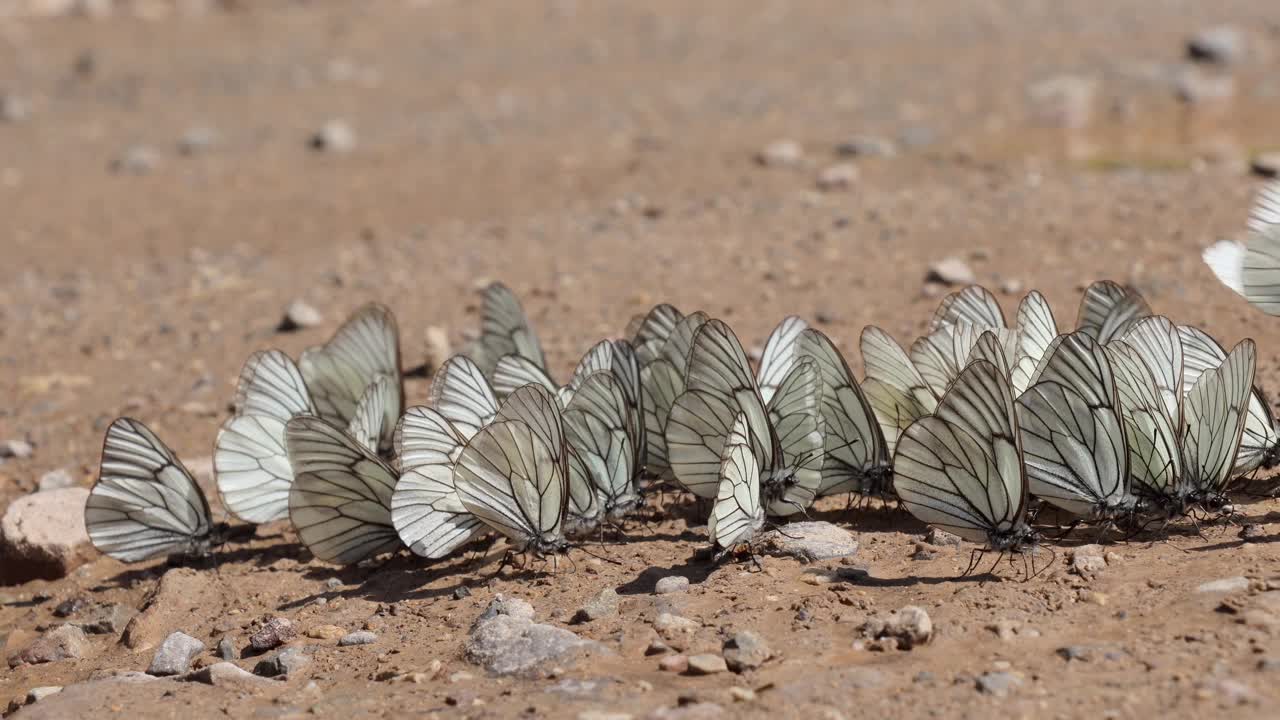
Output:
[185, 662, 274, 687]
[25, 687, 62, 704]
[762, 521, 858, 562]
[1056, 644, 1127, 662]
[654, 576, 690, 595]
[722, 631, 771, 672]
[653, 613, 700, 639]
[74, 603, 136, 635]
[658, 655, 688, 673]
[728, 686, 755, 702]
[0, 487, 93, 583]
[1174, 67, 1235, 104]
[1250, 153, 1280, 179]
[280, 300, 323, 331]
[573, 588, 619, 623]
[452, 586, 472, 600]
[310, 119, 356, 153]
[53, 596, 90, 617]
[1, 439, 33, 458]
[1188, 26, 1246, 65]
[646, 639, 672, 655]
[177, 126, 218, 155]
[1027, 74, 1096, 129]
[976, 671, 1024, 696]
[861, 606, 932, 650]
[998, 278, 1024, 296]
[147, 632, 205, 676]
[925, 528, 961, 547]
[122, 568, 215, 650]
[756, 139, 803, 168]
[338, 631, 377, 647]
[1197, 577, 1250, 594]
[1071, 546, 1107, 575]
[249, 617, 296, 651]
[835, 136, 896, 158]
[911, 542, 938, 561]
[465, 610, 600, 678]
[36, 469, 76, 492]
[579, 712, 633, 720]
[305, 625, 346, 640]
[925, 258, 975, 286]
[111, 145, 160, 175]
[686, 654, 727, 675]
[0, 93, 30, 123]
[423, 326, 452, 374]
[216, 637, 236, 661]
[8, 625, 87, 667]
[253, 647, 311, 678]
[474, 595, 536, 627]
[815, 163, 858, 191]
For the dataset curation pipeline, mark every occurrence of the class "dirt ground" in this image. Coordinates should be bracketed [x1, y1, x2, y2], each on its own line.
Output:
[3, 1, 1280, 718]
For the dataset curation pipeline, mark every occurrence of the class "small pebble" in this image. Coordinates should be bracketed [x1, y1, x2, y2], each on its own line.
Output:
[423, 326, 452, 375]
[756, 139, 803, 168]
[976, 671, 1024, 696]
[1197, 577, 1250, 594]
[998, 278, 1024, 296]
[25, 686, 62, 704]
[925, 528, 961, 547]
[249, 617, 296, 652]
[311, 120, 356, 153]
[217, 636, 236, 661]
[1250, 153, 1280, 179]
[147, 632, 205, 676]
[324, 577, 343, 592]
[1188, 26, 1246, 65]
[728, 686, 756, 702]
[281, 300, 323, 331]
[305, 625, 346, 641]
[111, 145, 160, 175]
[338, 631, 377, 647]
[37, 469, 76, 492]
[659, 655, 688, 673]
[685, 654, 728, 675]
[925, 257, 976, 286]
[654, 576, 690, 595]
[816, 163, 858, 191]
[178, 126, 218, 155]
[1, 439, 33, 459]
[0, 94, 29, 124]
[835, 135, 896, 158]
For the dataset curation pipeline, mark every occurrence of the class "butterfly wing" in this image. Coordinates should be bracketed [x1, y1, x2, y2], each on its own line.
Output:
[391, 406, 486, 559]
[1116, 316, 1183, 420]
[632, 303, 684, 365]
[1182, 339, 1256, 497]
[762, 356, 824, 514]
[466, 282, 546, 376]
[564, 372, 636, 518]
[453, 419, 566, 550]
[757, 315, 809, 405]
[929, 285, 1006, 333]
[299, 303, 403, 448]
[86, 418, 213, 562]
[346, 374, 396, 454]
[492, 354, 559, 401]
[285, 416, 402, 565]
[708, 413, 764, 551]
[428, 355, 499, 439]
[1105, 344, 1184, 502]
[1075, 281, 1151, 344]
[1011, 291, 1058, 395]
[639, 358, 684, 480]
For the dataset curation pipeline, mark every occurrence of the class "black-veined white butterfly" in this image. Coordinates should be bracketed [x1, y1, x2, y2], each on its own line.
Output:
[86, 418, 222, 562]
[860, 326, 938, 454]
[1203, 180, 1280, 315]
[629, 303, 685, 367]
[929, 285, 1007, 334]
[563, 371, 638, 522]
[1075, 280, 1150, 345]
[708, 413, 766, 558]
[638, 311, 709, 481]
[285, 415, 403, 565]
[465, 282, 547, 378]
[1015, 332, 1135, 521]
[665, 319, 824, 517]
[893, 360, 1038, 553]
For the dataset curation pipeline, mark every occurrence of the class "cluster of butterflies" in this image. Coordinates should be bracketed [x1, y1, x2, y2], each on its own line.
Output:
[84, 271, 1278, 571]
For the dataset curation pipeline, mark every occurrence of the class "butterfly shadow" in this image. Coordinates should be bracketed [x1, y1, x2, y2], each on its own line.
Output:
[87, 539, 307, 593]
[285, 552, 479, 607]
[614, 555, 717, 595]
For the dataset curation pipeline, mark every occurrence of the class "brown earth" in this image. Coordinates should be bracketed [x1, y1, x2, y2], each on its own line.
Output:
[3, 1, 1280, 718]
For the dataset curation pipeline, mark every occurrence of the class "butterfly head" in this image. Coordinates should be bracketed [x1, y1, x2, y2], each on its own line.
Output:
[1263, 442, 1280, 470]
[988, 524, 1039, 554]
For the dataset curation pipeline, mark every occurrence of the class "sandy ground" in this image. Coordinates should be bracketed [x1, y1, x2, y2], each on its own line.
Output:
[3, 1, 1280, 718]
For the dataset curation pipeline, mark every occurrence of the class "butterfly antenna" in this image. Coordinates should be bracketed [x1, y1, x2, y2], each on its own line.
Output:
[575, 544, 622, 566]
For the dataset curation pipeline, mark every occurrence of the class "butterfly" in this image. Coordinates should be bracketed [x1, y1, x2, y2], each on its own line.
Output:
[1075, 280, 1151, 345]
[86, 418, 223, 563]
[665, 319, 824, 517]
[636, 311, 710, 482]
[562, 371, 638, 522]
[464, 282, 547, 378]
[1015, 332, 1135, 521]
[924, 285, 1060, 396]
[707, 412, 766, 559]
[1203, 180, 1280, 315]
[893, 359, 1039, 554]
[627, 303, 686, 367]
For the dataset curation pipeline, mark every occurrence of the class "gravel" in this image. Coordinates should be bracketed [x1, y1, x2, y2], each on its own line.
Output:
[338, 631, 377, 647]
[249, 617, 296, 652]
[654, 576, 690, 595]
[147, 632, 205, 676]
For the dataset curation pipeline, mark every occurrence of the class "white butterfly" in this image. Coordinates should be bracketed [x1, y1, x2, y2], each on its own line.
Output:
[859, 326, 938, 453]
[465, 282, 547, 378]
[893, 360, 1038, 552]
[285, 415, 403, 565]
[638, 311, 710, 481]
[629, 303, 685, 367]
[453, 385, 571, 556]
[86, 418, 219, 563]
[391, 355, 497, 559]
[929, 285, 1007, 334]
[1075, 280, 1151, 345]
[1015, 332, 1134, 520]
[708, 412, 765, 557]
[563, 371, 638, 522]
[665, 319, 824, 517]
[1203, 181, 1280, 315]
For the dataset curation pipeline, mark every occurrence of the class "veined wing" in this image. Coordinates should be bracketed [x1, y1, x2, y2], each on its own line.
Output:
[1116, 316, 1183, 420]
[708, 413, 764, 551]
[1075, 280, 1151, 344]
[346, 374, 396, 454]
[286, 416, 401, 565]
[428, 355, 499, 439]
[632, 303, 684, 365]
[929, 285, 1006, 333]
[453, 419, 566, 550]
[966, 329, 1013, 377]
[492, 354, 558, 401]
[640, 358, 683, 479]
[762, 356, 823, 515]
[232, 350, 315, 420]
[1106, 344, 1183, 501]
[666, 388, 743, 498]
[391, 406, 484, 559]
[495, 384, 568, 479]
[564, 372, 636, 519]
[659, 311, 710, 376]
[299, 303, 403, 448]
[569, 339, 645, 470]
[214, 413, 292, 524]
[1011, 291, 1058, 395]
[1029, 332, 1116, 408]
[1241, 228, 1280, 316]
[861, 326, 937, 410]
[1248, 180, 1280, 233]
[466, 282, 546, 376]
[86, 418, 213, 562]
[1176, 325, 1275, 476]
[1182, 339, 1256, 496]
[683, 320, 774, 467]
[757, 315, 809, 405]
[911, 326, 963, 399]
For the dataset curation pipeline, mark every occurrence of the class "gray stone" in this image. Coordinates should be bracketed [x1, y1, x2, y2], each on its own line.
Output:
[253, 647, 311, 678]
[74, 603, 136, 635]
[324, 577, 343, 591]
[466, 612, 600, 678]
[815, 163, 858, 191]
[685, 654, 727, 675]
[216, 636, 236, 660]
[976, 671, 1024, 696]
[1188, 26, 1246, 65]
[8, 625, 87, 667]
[654, 576, 690, 595]
[311, 119, 356, 153]
[1, 439, 33, 458]
[1197, 577, 1250, 593]
[281, 300, 323, 331]
[474, 595, 536, 627]
[36, 469, 76, 492]
[111, 145, 160, 175]
[573, 588, 619, 623]
[185, 662, 274, 687]
[0, 487, 93, 583]
[147, 632, 205, 676]
[1072, 554, 1107, 576]
[861, 606, 932, 650]
[756, 139, 803, 168]
[658, 654, 688, 672]
[25, 686, 62, 704]
[653, 613, 700, 639]
[722, 631, 771, 672]
[1027, 74, 1096, 129]
[925, 528, 961, 547]
[999, 278, 1024, 296]
[1250, 152, 1280, 179]
[0, 94, 29, 123]
[926, 258, 976, 286]
[1056, 644, 1127, 663]
[53, 596, 90, 617]
[338, 631, 377, 647]
[178, 126, 218, 155]
[249, 617, 296, 651]
[762, 521, 858, 562]
[835, 136, 896, 158]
